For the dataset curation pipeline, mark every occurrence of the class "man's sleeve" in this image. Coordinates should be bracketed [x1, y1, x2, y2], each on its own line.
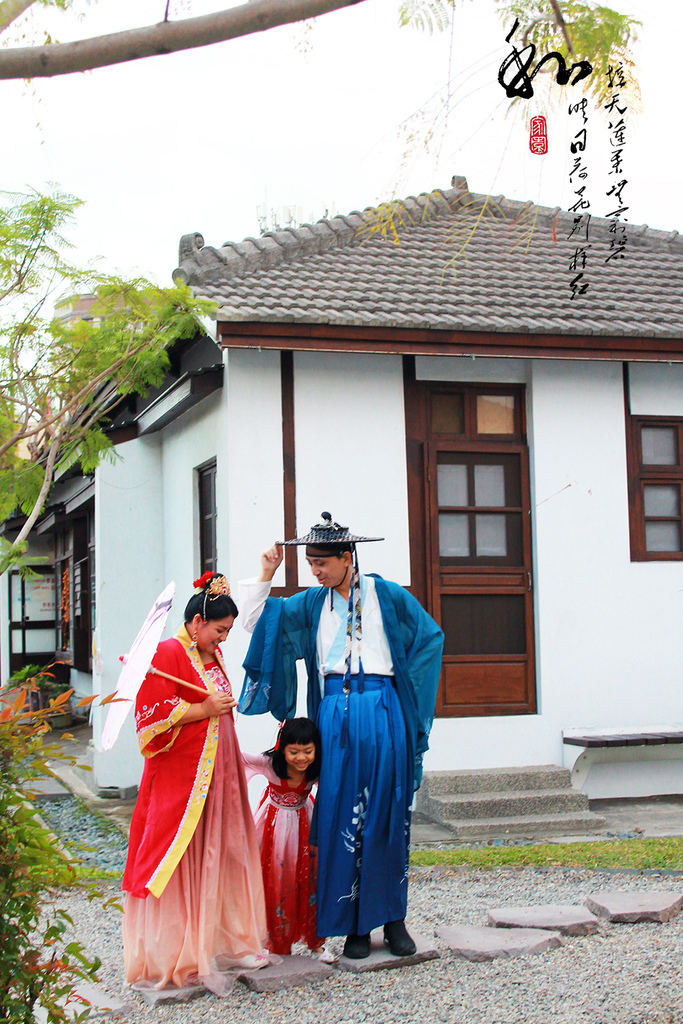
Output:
[239, 592, 310, 720]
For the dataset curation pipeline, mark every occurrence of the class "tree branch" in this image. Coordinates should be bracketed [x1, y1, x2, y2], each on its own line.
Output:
[548, 0, 574, 55]
[7, 433, 61, 554]
[0, 0, 368, 79]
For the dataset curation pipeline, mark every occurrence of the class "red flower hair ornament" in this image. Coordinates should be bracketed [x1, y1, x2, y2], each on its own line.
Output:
[193, 570, 215, 591]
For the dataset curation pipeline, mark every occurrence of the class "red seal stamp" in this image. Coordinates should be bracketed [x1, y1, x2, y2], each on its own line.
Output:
[529, 115, 548, 154]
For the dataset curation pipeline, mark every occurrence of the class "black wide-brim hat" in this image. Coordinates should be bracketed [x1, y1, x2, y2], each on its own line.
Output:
[281, 511, 384, 546]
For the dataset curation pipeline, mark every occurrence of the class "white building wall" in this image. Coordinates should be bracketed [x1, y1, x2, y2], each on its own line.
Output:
[93, 435, 165, 789]
[293, 351, 410, 587]
[223, 348, 286, 760]
[93, 390, 224, 790]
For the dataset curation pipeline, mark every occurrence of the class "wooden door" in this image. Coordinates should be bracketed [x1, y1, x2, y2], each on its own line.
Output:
[404, 365, 536, 717]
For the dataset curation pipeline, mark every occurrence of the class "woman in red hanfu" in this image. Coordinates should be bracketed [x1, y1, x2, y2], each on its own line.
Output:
[122, 572, 267, 996]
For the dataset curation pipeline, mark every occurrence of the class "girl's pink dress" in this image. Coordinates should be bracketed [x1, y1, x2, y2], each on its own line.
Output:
[242, 753, 323, 955]
[123, 661, 266, 996]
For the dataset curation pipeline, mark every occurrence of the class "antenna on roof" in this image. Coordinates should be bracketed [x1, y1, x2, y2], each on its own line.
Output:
[256, 199, 337, 235]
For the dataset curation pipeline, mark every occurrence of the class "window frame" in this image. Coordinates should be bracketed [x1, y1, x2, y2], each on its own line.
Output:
[197, 459, 218, 574]
[626, 413, 683, 561]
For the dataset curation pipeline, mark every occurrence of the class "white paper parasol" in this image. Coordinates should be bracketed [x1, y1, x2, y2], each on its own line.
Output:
[101, 581, 176, 750]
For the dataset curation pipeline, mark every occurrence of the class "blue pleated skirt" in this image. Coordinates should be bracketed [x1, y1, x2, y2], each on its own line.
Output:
[314, 673, 411, 937]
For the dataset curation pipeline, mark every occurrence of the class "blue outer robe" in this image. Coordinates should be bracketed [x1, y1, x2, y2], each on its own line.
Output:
[239, 575, 444, 936]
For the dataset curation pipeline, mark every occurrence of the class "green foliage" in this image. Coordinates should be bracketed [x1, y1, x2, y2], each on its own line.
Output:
[497, 0, 640, 105]
[0, 690, 112, 1022]
[411, 836, 683, 870]
[0, 186, 81, 302]
[0, 186, 217, 576]
[399, 0, 455, 33]
[399, 1, 640, 106]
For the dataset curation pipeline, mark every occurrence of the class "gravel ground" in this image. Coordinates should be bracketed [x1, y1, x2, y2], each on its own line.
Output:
[55, 866, 683, 1024]
[39, 796, 129, 871]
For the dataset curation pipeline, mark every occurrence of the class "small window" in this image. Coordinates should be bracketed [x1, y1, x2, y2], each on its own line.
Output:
[198, 461, 217, 573]
[627, 416, 683, 560]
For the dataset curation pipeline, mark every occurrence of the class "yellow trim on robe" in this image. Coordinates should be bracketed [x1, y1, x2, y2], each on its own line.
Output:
[146, 625, 224, 898]
[138, 699, 190, 758]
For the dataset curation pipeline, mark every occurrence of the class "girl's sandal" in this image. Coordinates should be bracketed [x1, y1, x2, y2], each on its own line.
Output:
[315, 945, 338, 964]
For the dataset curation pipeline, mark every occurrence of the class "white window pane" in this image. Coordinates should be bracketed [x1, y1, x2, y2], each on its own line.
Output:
[644, 485, 679, 517]
[437, 464, 468, 506]
[10, 575, 22, 621]
[645, 522, 681, 552]
[11, 628, 23, 654]
[439, 514, 469, 556]
[23, 575, 56, 622]
[24, 629, 57, 654]
[475, 515, 507, 556]
[642, 427, 677, 465]
[474, 464, 506, 507]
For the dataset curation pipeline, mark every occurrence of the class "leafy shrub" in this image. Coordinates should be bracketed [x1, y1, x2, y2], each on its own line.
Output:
[0, 689, 108, 1022]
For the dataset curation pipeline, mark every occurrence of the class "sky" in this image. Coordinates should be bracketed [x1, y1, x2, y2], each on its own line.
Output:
[1, 0, 681, 286]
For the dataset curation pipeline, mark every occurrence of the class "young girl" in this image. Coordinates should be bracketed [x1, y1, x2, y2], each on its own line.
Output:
[242, 718, 332, 960]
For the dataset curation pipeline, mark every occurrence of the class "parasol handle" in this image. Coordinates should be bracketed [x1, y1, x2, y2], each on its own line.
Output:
[148, 666, 212, 695]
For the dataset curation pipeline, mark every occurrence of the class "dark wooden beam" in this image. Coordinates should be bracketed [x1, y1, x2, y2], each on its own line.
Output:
[218, 321, 683, 362]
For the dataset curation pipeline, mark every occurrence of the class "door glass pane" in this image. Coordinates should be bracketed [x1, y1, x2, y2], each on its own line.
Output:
[437, 464, 468, 506]
[477, 394, 515, 434]
[25, 628, 57, 654]
[431, 393, 464, 434]
[642, 427, 677, 466]
[645, 522, 682, 552]
[644, 485, 680, 517]
[441, 594, 526, 655]
[475, 514, 507, 556]
[11, 628, 23, 654]
[439, 514, 469, 556]
[474, 464, 505, 506]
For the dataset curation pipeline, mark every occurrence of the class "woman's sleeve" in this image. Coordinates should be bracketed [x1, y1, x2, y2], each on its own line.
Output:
[134, 647, 191, 758]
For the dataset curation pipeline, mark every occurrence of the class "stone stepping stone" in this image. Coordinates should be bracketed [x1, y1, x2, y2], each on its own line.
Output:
[336, 929, 439, 973]
[236, 955, 335, 991]
[585, 891, 683, 923]
[437, 925, 563, 962]
[487, 904, 599, 936]
[132, 981, 209, 1005]
[34, 982, 134, 1019]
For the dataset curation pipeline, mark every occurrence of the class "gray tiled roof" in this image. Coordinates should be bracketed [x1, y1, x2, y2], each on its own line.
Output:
[174, 177, 683, 338]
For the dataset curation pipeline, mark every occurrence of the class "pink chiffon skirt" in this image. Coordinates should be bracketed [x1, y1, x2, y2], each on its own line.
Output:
[123, 714, 266, 995]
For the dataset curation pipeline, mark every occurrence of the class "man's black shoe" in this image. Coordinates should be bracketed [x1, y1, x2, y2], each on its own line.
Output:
[383, 919, 416, 957]
[343, 933, 371, 959]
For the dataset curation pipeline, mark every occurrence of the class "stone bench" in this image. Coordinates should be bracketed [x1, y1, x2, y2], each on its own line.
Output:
[563, 727, 683, 799]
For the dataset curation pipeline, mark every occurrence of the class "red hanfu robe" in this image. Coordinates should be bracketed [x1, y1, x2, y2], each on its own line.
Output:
[123, 631, 222, 899]
[122, 626, 266, 993]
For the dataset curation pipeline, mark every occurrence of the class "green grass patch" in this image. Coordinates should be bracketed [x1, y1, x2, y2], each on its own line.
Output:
[410, 837, 683, 871]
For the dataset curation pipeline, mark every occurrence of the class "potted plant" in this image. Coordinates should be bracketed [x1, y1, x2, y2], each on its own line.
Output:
[5, 663, 73, 728]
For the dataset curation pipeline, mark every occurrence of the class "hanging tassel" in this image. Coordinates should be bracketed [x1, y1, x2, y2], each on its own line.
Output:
[340, 692, 349, 748]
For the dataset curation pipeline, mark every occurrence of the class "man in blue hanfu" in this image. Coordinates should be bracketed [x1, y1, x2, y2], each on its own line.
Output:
[238, 513, 444, 960]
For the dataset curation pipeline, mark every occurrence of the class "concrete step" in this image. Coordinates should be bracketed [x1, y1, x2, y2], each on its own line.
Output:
[438, 810, 608, 841]
[419, 765, 574, 797]
[424, 788, 590, 822]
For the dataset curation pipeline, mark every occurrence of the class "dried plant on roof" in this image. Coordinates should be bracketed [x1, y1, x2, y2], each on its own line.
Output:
[356, 191, 442, 246]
